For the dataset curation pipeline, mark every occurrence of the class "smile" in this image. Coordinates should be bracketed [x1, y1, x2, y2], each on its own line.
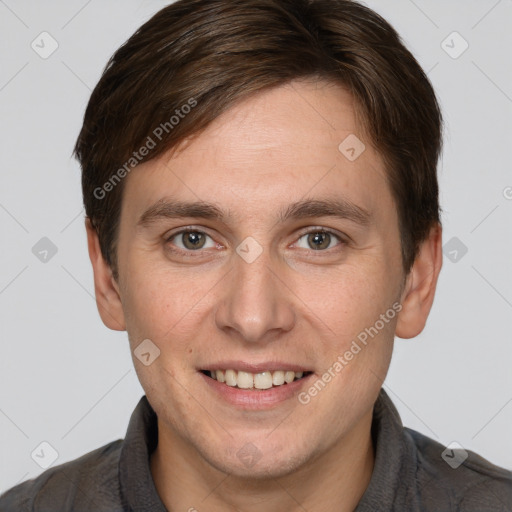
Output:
[201, 369, 312, 390]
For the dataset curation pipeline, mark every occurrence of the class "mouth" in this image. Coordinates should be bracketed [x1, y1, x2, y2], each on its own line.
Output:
[200, 369, 313, 390]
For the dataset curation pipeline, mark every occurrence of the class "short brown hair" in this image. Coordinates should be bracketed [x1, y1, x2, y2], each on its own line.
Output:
[74, 0, 442, 280]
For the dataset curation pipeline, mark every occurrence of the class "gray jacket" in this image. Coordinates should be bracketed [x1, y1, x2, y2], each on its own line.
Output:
[1, 389, 511, 511]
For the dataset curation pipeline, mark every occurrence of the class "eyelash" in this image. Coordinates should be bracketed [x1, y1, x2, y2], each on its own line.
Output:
[165, 226, 347, 257]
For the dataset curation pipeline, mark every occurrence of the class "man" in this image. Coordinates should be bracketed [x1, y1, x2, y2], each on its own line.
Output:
[1, 0, 511, 510]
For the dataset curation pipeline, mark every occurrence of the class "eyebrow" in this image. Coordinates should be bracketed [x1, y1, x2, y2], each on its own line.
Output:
[137, 197, 372, 228]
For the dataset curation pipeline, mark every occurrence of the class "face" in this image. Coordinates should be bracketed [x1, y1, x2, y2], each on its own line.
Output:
[94, 79, 426, 479]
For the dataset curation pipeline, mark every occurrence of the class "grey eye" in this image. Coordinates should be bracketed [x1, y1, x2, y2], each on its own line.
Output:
[171, 231, 215, 251]
[296, 231, 340, 251]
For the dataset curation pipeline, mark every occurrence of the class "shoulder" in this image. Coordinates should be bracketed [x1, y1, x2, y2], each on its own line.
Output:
[404, 427, 512, 511]
[0, 440, 126, 512]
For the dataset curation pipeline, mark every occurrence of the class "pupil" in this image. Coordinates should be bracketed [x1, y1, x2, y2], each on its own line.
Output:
[309, 232, 329, 250]
[184, 231, 205, 249]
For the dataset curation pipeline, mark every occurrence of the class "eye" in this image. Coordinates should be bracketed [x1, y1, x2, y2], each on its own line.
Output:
[294, 229, 345, 251]
[165, 227, 346, 256]
[167, 230, 217, 252]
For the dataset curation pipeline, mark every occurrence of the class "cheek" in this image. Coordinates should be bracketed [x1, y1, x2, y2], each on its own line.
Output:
[120, 255, 202, 341]
[121, 283, 171, 344]
[119, 260, 223, 384]
[296, 258, 400, 340]
[293, 259, 399, 404]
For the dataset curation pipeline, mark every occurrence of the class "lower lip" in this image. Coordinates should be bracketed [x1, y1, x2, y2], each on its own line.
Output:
[200, 372, 314, 409]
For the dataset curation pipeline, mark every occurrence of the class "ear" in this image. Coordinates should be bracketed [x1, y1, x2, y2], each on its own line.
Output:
[85, 218, 126, 331]
[395, 223, 443, 339]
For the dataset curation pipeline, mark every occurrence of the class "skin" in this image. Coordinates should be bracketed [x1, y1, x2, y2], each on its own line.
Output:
[86, 79, 442, 511]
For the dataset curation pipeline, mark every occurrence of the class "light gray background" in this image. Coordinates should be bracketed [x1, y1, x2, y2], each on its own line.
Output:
[1, 0, 511, 492]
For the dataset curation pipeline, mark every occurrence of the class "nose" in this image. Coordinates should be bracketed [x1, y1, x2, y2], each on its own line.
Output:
[214, 245, 296, 345]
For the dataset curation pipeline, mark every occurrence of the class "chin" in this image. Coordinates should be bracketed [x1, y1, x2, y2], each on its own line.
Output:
[200, 436, 314, 480]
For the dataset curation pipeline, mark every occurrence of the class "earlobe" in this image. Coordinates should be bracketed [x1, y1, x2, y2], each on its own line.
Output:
[395, 223, 443, 339]
[85, 218, 126, 331]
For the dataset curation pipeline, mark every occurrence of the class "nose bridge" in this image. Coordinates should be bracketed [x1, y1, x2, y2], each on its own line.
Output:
[215, 241, 295, 343]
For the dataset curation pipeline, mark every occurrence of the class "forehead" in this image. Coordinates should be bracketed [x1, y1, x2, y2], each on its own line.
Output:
[121, 79, 395, 227]
[175, 79, 363, 170]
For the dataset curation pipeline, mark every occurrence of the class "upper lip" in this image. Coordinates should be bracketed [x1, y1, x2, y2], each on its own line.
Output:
[200, 361, 312, 373]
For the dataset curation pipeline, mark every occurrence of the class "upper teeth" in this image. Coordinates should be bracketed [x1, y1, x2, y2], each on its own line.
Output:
[208, 369, 305, 389]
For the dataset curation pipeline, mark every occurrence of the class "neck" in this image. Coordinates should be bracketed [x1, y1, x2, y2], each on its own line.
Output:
[150, 409, 375, 512]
